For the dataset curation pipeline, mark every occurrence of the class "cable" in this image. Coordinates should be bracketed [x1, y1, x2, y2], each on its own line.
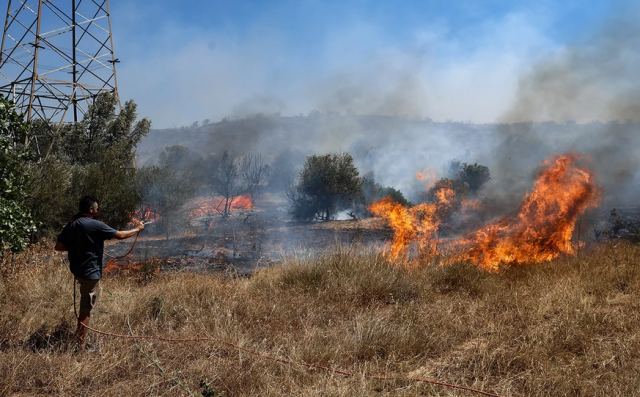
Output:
[80, 321, 503, 397]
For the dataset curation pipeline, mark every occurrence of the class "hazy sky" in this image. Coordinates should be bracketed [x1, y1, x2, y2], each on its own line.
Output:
[94, 1, 624, 126]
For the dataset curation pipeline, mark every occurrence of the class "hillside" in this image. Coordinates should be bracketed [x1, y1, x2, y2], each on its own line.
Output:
[136, 115, 640, 211]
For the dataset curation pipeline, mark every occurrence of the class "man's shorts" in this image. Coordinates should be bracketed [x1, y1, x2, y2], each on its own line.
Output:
[76, 278, 99, 318]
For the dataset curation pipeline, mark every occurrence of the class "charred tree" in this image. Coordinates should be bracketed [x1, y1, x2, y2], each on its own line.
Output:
[240, 153, 270, 202]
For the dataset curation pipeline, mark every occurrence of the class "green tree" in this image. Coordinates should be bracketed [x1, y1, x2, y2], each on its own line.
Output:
[24, 156, 73, 234]
[290, 153, 361, 221]
[0, 97, 36, 251]
[30, 93, 151, 229]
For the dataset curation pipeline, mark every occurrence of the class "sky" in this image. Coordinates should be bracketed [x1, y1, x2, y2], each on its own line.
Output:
[1, 0, 627, 128]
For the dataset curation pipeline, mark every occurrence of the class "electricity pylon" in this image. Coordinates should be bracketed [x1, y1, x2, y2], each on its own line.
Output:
[0, 0, 119, 151]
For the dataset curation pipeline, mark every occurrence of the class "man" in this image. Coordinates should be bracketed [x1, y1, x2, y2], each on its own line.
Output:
[55, 195, 144, 348]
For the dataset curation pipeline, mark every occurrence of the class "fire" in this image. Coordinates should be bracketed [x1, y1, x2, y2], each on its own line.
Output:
[370, 198, 416, 258]
[370, 184, 457, 258]
[458, 154, 598, 271]
[371, 153, 599, 271]
[188, 195, 254, 218]
[130, 207, 160, 224]
[230, 195, 253, 210]
[416, 168, 438, 191]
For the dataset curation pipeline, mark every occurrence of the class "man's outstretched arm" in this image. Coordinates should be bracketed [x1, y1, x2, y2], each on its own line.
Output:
[113, 221, 144, 240]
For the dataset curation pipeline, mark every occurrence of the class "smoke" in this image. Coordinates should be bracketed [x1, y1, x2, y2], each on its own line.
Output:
[312, 55, 428, 117]
[136, 4, 640, 231]
[488, 7, 640, 215]
[504, 12, 640, 123]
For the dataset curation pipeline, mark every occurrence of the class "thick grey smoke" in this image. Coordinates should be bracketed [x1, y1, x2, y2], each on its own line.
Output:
[488, 8, 640, 215]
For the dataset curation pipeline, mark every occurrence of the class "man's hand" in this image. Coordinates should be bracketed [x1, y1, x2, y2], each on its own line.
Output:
[132, 219, 145, 232]
[114, 221, 144, 240]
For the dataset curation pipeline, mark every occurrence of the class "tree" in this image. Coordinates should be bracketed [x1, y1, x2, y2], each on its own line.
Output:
[30, 93, 152, 229]
[211, 151, 244, 217]
[58, 93, 150, 165]
[25, 156, 73, 234]
[240, 153, 270, 202]
[290, 153, 361, 221]
[0, 97, 36, 252]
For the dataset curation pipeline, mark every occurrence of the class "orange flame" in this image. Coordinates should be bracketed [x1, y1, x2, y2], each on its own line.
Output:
[416, 168, 438, 191]
[370, 184, 457, 258]
[188, 195, 254, 218]
[230, 195, 253, 210]
[370, 154, 599, 270]
[458, 154, 598, 271]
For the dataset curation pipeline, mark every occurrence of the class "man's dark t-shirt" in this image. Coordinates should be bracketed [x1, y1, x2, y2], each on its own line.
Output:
[57, 217, 117, 280]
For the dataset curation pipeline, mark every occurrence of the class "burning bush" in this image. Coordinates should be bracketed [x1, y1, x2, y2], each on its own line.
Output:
[372, 153, 599, 270]
[354, 174, 410, 218]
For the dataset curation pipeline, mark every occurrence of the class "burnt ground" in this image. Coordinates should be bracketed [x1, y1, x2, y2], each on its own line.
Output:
[105, 196, 392, 275]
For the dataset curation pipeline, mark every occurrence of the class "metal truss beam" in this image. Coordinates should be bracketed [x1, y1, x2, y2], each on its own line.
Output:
[0, 0, 120, 152]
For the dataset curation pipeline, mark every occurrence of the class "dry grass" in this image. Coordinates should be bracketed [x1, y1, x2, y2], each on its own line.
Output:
[1, 242, 640, 396]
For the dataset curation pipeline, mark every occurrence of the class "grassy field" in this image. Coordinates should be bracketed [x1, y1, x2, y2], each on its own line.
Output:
[1, 242, 640, 396]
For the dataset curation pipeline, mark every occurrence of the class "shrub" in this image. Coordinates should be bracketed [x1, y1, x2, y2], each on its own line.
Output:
[0, 97, 36, 251]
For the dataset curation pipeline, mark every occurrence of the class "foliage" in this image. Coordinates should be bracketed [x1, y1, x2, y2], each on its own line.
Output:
[68, 143, 141, 227]
[27, 93, 150, 230]
[290, 153, 361, 221]
[0, 97, 36, 251]
[58, 93, 149, 165]
[355, 174, 409, 218]
[24, 156, 74, 235]
[136, 146, 198, 238]
[449, 161, 491, 194]
[426, 177, 467, 202]
[417, 161, 491, 206]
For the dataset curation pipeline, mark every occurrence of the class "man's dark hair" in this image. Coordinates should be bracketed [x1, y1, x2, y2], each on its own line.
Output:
[79, 195, 99, 214]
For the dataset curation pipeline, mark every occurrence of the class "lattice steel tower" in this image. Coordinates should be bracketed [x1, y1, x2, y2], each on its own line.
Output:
[0, 0, 119, 126]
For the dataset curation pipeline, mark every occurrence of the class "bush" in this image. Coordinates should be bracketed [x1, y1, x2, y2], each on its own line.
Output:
[355, 174, 409, 217]
[449, 161, 490, 194]
[0, 97, 36, 252]
[24, 156, 74, 236]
